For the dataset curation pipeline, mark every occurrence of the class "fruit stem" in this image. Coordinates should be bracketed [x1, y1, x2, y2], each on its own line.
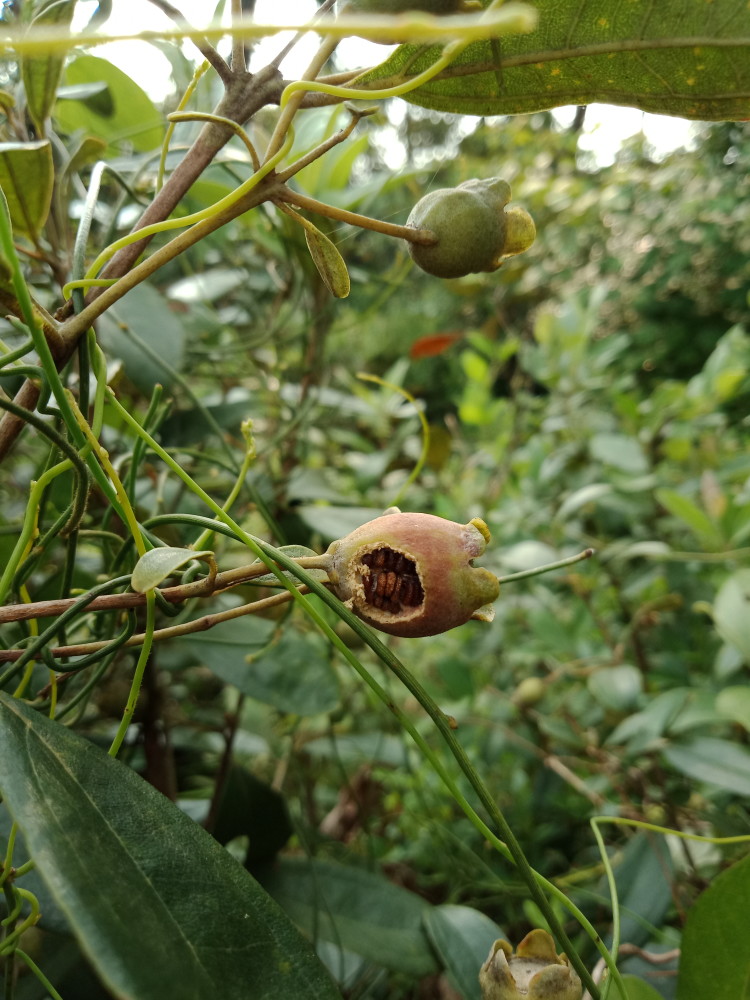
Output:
[497, 548, 595, 584]
[276, 186, 437, 245]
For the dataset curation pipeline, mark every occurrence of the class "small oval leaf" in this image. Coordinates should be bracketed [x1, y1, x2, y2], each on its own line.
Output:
[280, 203, 350, 298]
[0, 140, 54, 239]
[131, 546, 214, 593]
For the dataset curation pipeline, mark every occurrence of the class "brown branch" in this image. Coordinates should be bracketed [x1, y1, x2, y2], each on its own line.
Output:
[144, 0, 232, 83]
[0, 555, 329, 625]
[276, 186, 437, 246]
[4, 587, 310, 665]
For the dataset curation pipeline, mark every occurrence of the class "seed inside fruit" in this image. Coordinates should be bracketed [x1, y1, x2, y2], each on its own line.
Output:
[361, 548, 425, 614]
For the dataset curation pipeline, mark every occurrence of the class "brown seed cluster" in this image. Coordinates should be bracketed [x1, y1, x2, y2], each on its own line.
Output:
[361, 548, 424, 613]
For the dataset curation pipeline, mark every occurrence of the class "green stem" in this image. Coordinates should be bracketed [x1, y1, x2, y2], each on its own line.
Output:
[108, 592, 156, 757]
[13, 949, 64, 1000]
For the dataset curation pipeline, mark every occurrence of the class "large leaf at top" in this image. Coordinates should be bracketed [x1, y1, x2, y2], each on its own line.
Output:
[0, 694, 341, 1000]
[677, 853, 750, 1000]
[54, 54, 164, 151]
[355, 0, 750, 120]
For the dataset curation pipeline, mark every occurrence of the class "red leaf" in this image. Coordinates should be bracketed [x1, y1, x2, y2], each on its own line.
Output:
[409, 332, 462, 359]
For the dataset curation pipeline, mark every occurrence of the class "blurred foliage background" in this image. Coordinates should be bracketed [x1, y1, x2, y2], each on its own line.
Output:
[1, 21, 749, 999]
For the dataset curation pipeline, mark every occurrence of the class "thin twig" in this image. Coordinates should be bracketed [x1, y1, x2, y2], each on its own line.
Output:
[144, 0, 232, 83]
[268, 0, 338, 70]
[0, 555, 329, 626]
[275, 186, 437, 245]
[9, 588, 308, 667]
[230, 0, 246, 74]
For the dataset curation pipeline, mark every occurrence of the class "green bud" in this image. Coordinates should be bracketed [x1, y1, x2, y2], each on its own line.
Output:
[406, 178, 535, 279]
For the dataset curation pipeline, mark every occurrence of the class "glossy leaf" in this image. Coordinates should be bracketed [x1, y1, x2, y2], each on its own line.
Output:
[22, 0, 75, 134]
[713, 570, 750, 663]
[677, 853, 750, 1000]
[0, 693, 341, 1000]
[0, 140, 54, 239]
[55, 54, 164, 151]
[663, 737, 750, 796]
[424, 904, 505, 1000]
[355, 0, 750, 120]
[259, 857, 439, 977]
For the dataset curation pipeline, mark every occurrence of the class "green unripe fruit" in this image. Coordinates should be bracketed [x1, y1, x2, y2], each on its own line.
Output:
[406, 178, 535, 279]
[511, 676, 545, 708]
[325, 510, 499, 637]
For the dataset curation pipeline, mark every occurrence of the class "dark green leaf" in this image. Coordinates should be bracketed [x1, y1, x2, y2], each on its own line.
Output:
[55, 54, 164, 151]
[424, 905, 504, 1000]
[21, 0, 75, 134]
[0, 803, 69, 935]
[0, 140, 54, 239]
[663, 737, 750, 795]
[213, 765, 293, 864]
[677, 854, 750, 1000]
[258, 857, 439, 977]
[0, 693, 341, 1000]
[609, 834, 674, 950]
[185, 622, 340, 716]
[355, 0, 750, 119]
[98, 283, 186, 392]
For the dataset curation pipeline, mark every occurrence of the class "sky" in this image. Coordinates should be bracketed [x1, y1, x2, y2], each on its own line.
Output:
[71, 0, 697, 169]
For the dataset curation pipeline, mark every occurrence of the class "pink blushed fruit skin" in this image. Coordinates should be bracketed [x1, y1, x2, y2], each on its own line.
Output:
[325, 511, 500, 638]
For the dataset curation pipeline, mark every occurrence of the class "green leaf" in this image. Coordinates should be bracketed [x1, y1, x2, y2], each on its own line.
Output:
[677, 854, 750, 1000]
[21, 0, 75, 134]
[185, 623, 340, 716]
[715, 686, 750, 731]
[213, 765, 293, 864]
[656, 488, 724, 548]
[0, 693, 340, 1000]
[611, 834, 674, 950]
[588, 665, 643, 712]
[590, 434, 648, 475]
[131, 547, 214, 593]
[713, 570, 750, 663]
[621, 974, 665, 1000]
[355, 0, 750, 120]
[663, 737, 750, 796]
[258, 857, 439, 977]
[55, 54, 164, 151]
[98, 282, 186, 392]
[282, 204, 350, 298]
[0, 140, 54, 239]
[424, 905, 504, 1000]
